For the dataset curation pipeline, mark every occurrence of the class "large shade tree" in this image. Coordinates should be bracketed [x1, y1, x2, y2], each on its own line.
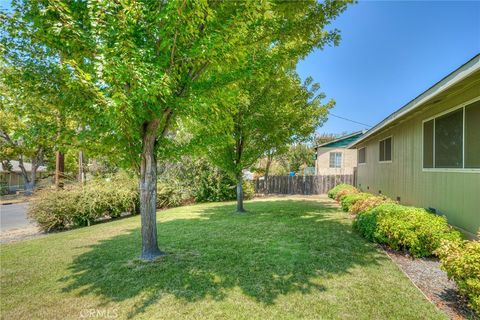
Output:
[2, 0, 351, 260]
[191, 68, 332, 212]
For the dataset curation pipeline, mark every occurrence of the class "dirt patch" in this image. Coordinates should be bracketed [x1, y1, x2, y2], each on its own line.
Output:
[386, 249, 477, 320]
[0, 226, 44, 244]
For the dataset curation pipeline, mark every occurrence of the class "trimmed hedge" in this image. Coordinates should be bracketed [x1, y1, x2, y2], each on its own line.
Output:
[435, 236, 480, 316]
[353, 203, 463, 257]
[340, 192, 372, 212]
[436, 236, 480, 316]
[349, 195, 394, 215]
[335, 187, 359, 202]
[328, 183, 357, 199]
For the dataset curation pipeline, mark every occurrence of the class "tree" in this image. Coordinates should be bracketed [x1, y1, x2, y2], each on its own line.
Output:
[3, 0, 351, 259]
[0, 68, 55, 193]
[284, 143, 316, 174]
[192, 68, 332, 212]
[314, 133, 338, 146]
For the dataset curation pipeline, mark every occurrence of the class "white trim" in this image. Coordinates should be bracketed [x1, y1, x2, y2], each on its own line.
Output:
[350, 54, 480, 148]
[423, 168, 480, 173]
[421, 96, 480, 171]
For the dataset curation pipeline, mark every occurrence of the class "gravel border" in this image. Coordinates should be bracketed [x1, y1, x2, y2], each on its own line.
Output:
[385, 248, 478, 320]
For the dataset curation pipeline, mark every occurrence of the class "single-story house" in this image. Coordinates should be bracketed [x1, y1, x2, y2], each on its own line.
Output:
[314, 131, 364, 175]
[350, 54, 480, 238]
[0, 160, 47, 193]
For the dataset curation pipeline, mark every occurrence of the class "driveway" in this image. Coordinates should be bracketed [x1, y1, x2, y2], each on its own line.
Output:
[0, 203, 40, 243]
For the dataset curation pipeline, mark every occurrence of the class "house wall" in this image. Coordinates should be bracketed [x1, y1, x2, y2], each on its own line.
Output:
[316, 147, 357, 175]
[355, 79, 480, 237]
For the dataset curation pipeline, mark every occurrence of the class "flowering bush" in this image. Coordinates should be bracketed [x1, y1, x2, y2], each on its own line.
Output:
[436, 235, 480, 315]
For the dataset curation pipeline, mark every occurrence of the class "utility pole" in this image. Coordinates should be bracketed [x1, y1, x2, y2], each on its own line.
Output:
[55, 151, 64, 188]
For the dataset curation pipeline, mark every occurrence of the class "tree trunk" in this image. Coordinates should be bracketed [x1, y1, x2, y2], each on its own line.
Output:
[26, 163, 37, 195]
[17, 156, 31, 194]
[236, 173, 246, 213]
[78, 151, 85, 184]
[139, 119, 164, 261]
[264, 154, 273, 192]
[55, 151, 65, 188]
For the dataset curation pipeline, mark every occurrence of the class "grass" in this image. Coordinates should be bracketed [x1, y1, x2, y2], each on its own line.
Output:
[0, 197, 446, 319]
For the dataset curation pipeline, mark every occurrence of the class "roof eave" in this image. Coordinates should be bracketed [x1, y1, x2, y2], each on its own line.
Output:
[350, 54, 480, 148]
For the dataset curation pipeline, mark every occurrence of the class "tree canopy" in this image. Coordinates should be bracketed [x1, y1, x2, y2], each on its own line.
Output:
[1, 0, 352, 259]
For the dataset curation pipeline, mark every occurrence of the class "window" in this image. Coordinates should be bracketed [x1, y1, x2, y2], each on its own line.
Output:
[379, 137, 392, 162]
[358, 147, 366, 164]
[465, 101, 480, 168]
[329, 152, 342, 168]
[423, 100, 480, 169]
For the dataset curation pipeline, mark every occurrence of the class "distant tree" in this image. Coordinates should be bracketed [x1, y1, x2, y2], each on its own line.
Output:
[314, 133, 338, 146]
[284, 143, 316, 174]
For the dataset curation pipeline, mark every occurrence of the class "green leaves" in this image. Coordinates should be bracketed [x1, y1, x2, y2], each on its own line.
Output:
[2, 0, 352, 172]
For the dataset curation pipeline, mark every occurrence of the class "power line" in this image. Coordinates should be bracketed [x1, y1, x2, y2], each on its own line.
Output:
[328, 113, 373, 128]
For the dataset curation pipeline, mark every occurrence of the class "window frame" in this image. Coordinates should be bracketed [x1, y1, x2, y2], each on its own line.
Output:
[358, 147, 366, 165]
[378, 136, 393, 163]
[422, 96, 480, 173]
[329, 152, 342, 168]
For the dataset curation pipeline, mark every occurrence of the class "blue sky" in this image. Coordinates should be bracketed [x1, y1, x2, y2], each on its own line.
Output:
[297, 0, 480, 136]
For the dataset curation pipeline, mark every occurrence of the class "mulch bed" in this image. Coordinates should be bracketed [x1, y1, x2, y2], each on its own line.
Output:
[385, 248, 478, 320]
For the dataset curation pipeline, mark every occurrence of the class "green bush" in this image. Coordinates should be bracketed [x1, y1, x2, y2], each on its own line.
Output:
[29, 173, 139, 231]
[353, 203, 463, 257]
[157, 182, 190, 209]
[340, 192, 372, 212]
[327, 183, 356, 199]
[436, 236, 480, 315]
[158, 157, 254, 203]
[349, 195, 393, 215]
[335, 187, 359, 202]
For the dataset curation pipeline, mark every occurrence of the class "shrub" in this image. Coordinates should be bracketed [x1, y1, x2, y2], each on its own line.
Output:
[158, 157, 254, 203]
[29, 173, 139, 231]
[353, 203, 463, 257]
[436, 235, 480, 315]
[327, 183, 356, 199]
[243, 181, 255, 201]
[349, 195, 394, 215]
[156, 182, 188, 209]
[335, 187, 359, 202]
[340, 192, 372, 212]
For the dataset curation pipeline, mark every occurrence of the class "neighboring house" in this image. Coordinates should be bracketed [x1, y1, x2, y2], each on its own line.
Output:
[350, 54, 480, 238]
[0, 160, 47, 193]
[314, 131, 364, 175]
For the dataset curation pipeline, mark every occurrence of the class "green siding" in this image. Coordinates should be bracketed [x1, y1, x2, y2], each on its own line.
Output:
[356, 71, 480, 236]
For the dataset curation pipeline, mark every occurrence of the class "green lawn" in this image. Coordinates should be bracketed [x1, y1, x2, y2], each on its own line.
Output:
[1, 197, 446, 320]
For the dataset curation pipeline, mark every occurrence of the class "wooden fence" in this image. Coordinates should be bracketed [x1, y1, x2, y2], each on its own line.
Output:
[254, 174, 355, 195]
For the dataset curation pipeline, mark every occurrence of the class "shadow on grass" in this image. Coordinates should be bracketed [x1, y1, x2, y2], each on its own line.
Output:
[60, 199, 385, 318]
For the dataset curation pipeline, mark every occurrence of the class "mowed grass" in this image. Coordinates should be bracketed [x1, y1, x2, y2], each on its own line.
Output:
[0, 197, 446, 320]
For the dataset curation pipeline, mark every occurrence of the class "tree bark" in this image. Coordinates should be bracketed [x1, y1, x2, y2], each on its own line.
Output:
[55, 151, 65, 189]
[264, 153, 273, 190]
[17, 156, 31, 194]
[139, 119, 164, 261]
[236, 173, 246, 213]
